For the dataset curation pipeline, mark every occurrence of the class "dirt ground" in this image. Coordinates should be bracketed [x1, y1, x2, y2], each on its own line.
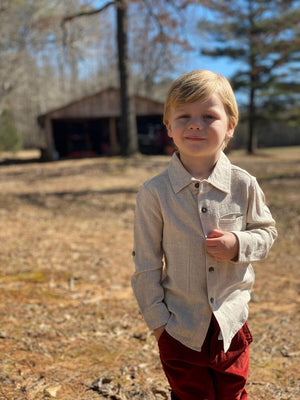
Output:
[0, 147, 299, 400]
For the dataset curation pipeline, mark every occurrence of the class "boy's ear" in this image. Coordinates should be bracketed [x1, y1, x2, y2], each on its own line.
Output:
[166, 122, 173, 138]
[226, 122, 235, 139]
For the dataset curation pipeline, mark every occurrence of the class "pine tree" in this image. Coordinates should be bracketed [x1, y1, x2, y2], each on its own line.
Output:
[199, 0, 300, 153]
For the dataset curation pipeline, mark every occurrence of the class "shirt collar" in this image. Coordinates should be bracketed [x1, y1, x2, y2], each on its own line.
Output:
[168, 152, 231, 194]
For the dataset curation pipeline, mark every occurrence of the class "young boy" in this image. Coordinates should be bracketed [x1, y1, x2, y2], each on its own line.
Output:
[131, 70, 277, 400]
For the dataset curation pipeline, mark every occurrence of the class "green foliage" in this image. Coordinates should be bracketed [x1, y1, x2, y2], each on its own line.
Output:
[0, 110, 22, 152]
[232, 120, 300, 149]
[198, 0, 300, 152]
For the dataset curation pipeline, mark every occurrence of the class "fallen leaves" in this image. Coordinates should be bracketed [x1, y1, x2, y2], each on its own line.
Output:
[0, 149, 299, 399]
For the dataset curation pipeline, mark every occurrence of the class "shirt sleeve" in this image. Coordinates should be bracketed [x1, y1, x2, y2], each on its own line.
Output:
[232, 178, 278, 263]
[131, 183, 170, 330]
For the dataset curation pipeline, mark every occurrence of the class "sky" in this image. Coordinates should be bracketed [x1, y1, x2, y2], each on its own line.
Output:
[177, 3, 243, 79]
[88, 0, 242, 80]
[77, 0, 247, 106]
[180, 51, 242, 80]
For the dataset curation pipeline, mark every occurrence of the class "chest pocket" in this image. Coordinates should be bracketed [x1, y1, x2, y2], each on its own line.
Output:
[219, 213, 244, 231]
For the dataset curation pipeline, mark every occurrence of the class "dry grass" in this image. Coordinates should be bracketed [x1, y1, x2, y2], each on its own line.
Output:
[0, 147, 299, 399]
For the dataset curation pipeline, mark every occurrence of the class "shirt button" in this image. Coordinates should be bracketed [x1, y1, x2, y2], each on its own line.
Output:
[201, 207, 207, 213]
[195, 182, 199, 188]
[209, 266, 214, 272]
[210, 297, 214, 303]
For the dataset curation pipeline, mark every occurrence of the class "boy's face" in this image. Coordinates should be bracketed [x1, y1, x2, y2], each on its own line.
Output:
[166, 94, 234, 162]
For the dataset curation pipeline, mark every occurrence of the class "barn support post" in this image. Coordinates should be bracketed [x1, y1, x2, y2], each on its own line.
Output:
[40, 117, 55, 161]
[109, 118, 119, 155]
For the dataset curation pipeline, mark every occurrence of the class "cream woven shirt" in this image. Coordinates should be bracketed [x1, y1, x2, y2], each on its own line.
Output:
[132, 152, 277, 352]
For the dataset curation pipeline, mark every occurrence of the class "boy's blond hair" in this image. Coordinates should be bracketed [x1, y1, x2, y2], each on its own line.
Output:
[163, 70, 239, 146]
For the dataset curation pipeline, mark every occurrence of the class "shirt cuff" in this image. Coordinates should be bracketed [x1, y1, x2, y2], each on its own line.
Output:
[231, 230, 265, 263]
[230, 231, 246, 262]
[142, 303, 171, 331]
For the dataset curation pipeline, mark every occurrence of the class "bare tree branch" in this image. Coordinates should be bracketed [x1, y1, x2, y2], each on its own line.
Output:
[62, 1, 117, 24]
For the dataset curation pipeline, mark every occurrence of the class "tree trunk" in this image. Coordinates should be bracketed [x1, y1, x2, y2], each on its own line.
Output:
[247, 85, 257, 154]
[116, 0, 138, 156]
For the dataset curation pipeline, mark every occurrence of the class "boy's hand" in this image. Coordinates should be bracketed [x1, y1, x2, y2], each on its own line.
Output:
[206, 229, 239, 262]
[153, 325, 166, 341]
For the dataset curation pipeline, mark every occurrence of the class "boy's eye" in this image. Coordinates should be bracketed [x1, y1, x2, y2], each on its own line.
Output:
[203, 114, 215, 120]
[177, 114, 189, 119]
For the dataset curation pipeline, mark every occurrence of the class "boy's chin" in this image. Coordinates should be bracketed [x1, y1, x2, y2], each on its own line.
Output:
[178, 148, 222, 159]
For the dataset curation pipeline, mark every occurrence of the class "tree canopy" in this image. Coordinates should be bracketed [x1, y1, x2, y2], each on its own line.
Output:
[198, 0, 300, 153]
[0, 0, 198, 153]
[1, 0, 299, 154]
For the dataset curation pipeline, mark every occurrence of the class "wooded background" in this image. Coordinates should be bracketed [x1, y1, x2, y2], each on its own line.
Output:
[0, 0, 299, 155]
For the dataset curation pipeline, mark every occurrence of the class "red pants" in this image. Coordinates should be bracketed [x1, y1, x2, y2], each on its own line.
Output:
[158, 317, 252, 400]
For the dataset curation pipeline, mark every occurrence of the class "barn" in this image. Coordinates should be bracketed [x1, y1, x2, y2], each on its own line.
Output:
[37, 88, 172, 161]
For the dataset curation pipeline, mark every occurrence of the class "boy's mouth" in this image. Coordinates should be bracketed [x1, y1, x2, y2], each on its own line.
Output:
[184, 135, 206, 141]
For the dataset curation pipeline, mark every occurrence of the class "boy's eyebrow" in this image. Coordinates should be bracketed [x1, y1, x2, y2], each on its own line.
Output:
[175, 110, 190, 114]
[174, 105, 221, 114]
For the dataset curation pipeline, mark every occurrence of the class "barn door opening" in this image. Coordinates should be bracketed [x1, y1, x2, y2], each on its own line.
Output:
[52, 119, 112, 158]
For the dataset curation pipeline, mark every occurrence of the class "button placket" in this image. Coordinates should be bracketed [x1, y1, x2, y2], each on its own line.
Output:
[207, 266, 216, 308]
[197, 193, 210, 237]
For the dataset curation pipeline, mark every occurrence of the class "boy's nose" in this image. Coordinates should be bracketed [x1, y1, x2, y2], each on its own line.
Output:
[188, 117, 204, 130]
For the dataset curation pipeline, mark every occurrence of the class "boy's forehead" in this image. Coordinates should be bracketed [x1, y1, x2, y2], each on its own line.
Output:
[172, 93, 224, 110]
[171, 86, 219, 103]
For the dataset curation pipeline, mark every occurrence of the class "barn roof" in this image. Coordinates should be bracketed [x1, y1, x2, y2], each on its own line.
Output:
[38, 87, 164, 125]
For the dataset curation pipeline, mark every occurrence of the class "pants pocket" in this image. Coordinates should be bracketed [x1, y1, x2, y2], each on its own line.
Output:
[228, 322, 252, 354]
[242, 321, 253, 346]
[157, 329, 168, 347]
